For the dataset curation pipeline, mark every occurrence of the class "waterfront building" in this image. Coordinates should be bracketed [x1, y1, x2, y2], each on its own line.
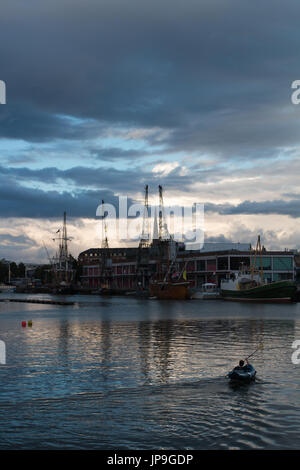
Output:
[78, 244, 296, 291]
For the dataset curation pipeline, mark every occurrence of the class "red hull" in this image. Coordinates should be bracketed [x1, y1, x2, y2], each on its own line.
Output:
[149, 281, 190, 300]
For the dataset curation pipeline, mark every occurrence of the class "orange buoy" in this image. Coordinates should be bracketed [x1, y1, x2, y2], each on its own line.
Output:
[22, 321, 26, 327]
[28, 320, 33, 327]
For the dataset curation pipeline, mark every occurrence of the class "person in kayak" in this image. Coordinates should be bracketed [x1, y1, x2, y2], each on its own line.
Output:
[234, 358, 250, 370]
[228, 357, 256, 382]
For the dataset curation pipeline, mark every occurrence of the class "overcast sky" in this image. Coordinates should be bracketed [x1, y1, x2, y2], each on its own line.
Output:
[1, 0, 300, 262]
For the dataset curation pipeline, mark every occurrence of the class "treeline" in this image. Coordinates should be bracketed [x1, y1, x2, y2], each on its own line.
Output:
[0, 260, 25, 283]
[0, 257, 82, 284]
[34, 258, 82, 283]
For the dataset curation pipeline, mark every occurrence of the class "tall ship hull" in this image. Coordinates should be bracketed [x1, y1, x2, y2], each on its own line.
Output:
[149, 281, 190, 300]
[221, 280, 297, 303]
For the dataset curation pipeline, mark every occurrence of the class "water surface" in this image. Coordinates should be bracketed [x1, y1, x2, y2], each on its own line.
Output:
[0, 293, 299, 449]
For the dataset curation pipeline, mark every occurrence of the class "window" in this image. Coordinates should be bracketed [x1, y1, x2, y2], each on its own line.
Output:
[263, 273, 272, 282]
[273, 257, 293, 271]
[196, 260, 206, 271]
[254, 257, 271, 270]
[230, 256, 250, 270]
[278, 273, 293, 280]
[187, 261, 195, 272]
[217, 257, 228, 270]
[197, 275, 205, 287]
[207, 260, 216, 272]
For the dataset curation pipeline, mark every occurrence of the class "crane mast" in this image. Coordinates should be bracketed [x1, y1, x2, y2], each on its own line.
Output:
[139, 185, 150, 248]
[158, 185, 170, 240]
[101, 200, 109, 250]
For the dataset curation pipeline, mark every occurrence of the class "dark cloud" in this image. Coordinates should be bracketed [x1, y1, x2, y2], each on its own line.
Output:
[0, 0, 300, 265]
[205, 199, 300, 218]
[0, 104, 102, 142]
[0, 233, 37, 247]
[0, 178, 120, 218]
[90, 147, 151, 161]
[0, 164, 194, 195]
[0, 0, 300, 155]
[0, 161, 299, 219]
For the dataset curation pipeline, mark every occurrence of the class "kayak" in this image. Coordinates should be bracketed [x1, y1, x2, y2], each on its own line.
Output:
[228, 364, 256, 383]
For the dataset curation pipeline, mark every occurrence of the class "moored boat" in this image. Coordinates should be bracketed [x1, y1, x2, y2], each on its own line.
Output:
[221, 277, 296, 303]
[191, 282, 220, 300]
[149, 280, 190, 300]
[221, 235, 297, 303]
[0, 284, 16, 293]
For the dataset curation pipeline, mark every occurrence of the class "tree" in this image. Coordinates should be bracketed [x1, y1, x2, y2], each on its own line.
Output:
[72, 257, 83, 283]
[10, 262, 18, 278]
[34, 265, 53, 284]
[18, 263, 25, 277]
[0, 261, 8, 283]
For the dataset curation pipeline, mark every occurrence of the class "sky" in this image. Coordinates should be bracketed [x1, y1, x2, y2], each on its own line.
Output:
[0, 0, 300, 262]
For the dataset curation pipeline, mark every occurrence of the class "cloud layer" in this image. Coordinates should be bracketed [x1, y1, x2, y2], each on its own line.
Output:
[0, 0, 300, 260]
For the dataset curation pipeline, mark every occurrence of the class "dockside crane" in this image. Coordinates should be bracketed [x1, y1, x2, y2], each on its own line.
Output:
[99, 200, 112, 290]
[139, 185, 150, 248]
[158, 185, 171, 241]
[136, 185, 152, 290]
[101, 200, 109, 250]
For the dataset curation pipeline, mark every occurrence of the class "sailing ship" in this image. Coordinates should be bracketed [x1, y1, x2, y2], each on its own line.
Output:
[149, 279, 190, 300]
[221, 235, 297, 303]
[148, 186, 190, 300]
[149, 240, 190, 299]
[43, 212, 76, 293]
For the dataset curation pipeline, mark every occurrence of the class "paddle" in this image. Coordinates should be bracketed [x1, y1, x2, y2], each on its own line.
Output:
[245, 343, 264, 361]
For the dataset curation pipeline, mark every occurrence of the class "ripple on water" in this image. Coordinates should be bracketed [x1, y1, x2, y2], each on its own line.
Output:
[0, 297, 300, 449]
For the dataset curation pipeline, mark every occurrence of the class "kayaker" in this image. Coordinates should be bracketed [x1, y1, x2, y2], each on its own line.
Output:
[235, 358, 249, 370]
[228, 358, 256, 382]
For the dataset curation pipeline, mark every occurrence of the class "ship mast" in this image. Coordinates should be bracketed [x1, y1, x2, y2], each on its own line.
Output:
[157, 185, 178, 282]
[52, 212, 73, 285]
[251, 234, 263, 282]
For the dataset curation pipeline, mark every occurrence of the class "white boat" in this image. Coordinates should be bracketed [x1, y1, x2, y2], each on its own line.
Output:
[0, 284, 16, 293]
[191, 283, 219, 299]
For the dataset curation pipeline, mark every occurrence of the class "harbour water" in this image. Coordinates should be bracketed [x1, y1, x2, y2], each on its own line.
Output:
[0, 293, 300, 450]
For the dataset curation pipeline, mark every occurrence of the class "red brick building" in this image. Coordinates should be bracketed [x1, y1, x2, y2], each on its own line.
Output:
[78, 243, 296, 291]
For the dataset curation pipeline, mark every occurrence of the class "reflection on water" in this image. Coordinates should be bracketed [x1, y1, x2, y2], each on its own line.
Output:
[0, 294, 300, 449]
